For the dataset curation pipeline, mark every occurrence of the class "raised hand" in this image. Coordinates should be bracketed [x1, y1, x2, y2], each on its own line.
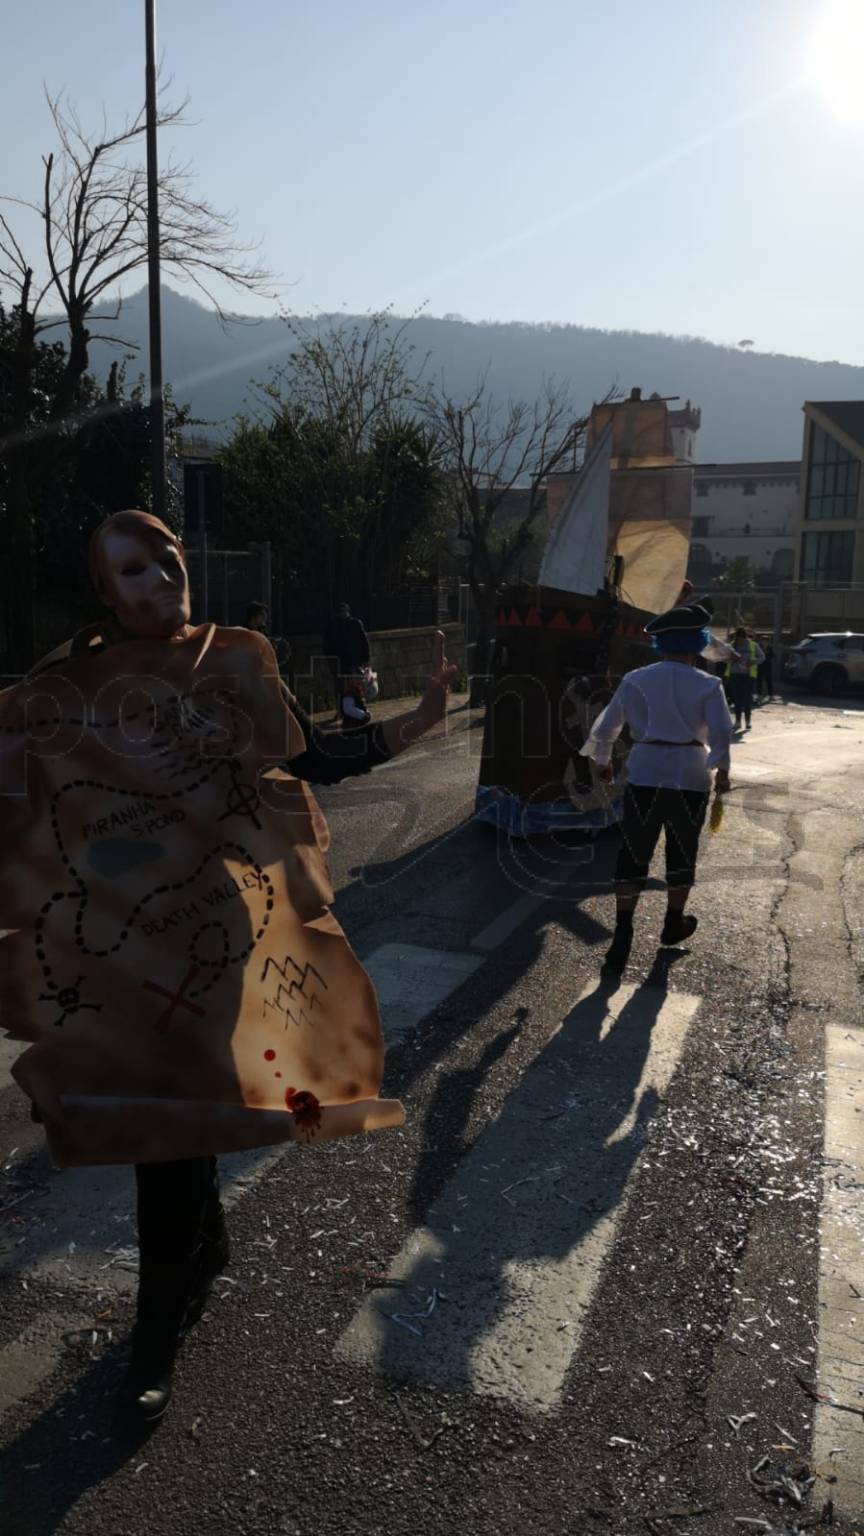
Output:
[415, 629, 459, 732]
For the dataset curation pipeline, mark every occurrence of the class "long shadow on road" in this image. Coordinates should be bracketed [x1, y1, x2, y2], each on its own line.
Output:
[0, 1350, 153, 1536]
[343, 956, 697, 1410]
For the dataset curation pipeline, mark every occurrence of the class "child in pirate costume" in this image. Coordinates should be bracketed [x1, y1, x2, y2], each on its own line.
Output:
[581, 600, 733, 973]
[0, 511, 457, 1422]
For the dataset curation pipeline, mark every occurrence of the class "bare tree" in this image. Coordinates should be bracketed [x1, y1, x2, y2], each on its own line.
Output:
[0, 91, 274, 667]
[427, 377, 589, 694]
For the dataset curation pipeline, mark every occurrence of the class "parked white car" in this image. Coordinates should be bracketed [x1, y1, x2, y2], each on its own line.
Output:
[783, 632, 864, 695]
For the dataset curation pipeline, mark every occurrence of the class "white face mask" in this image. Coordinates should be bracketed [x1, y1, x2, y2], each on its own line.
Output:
[95, 530, 191, 639]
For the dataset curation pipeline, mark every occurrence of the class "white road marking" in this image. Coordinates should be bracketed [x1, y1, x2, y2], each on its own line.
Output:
[336, 980, 700, 1412]
[0, 1145, 291, 1289]
[812, 1024, 864, 1513]
[362, 943, 483, 1042]
[471, 894, 543, 951]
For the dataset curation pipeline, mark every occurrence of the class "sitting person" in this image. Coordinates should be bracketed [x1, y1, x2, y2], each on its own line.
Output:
[339, 674, 372, 726]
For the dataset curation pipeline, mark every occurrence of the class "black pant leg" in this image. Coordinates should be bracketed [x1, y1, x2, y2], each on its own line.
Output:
[662, 789, 709, 888]
[199, 1156, 229, 1272]
[135, 1157, 216, 1355]
[729, 674, 744, 721]
[615, 784, 665, 886]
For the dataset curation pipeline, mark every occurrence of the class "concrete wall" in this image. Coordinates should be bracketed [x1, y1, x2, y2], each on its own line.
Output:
[364, 622, 466, 698]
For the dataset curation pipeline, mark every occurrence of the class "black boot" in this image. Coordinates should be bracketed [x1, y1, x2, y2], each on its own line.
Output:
[123, 1347, 176, 1424]
[604, 914, 634, 974]
[660, 911, 698, 946]
[122, 1291, 184, 1423]
[122, 1263, 190, 1423]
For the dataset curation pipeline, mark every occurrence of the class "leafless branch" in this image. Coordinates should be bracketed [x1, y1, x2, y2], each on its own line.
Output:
[426, 373, 590, 612]
[0, 89, 277, 357]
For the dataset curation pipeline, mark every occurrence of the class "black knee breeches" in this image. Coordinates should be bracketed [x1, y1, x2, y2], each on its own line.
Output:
[614, 785, 710, 889]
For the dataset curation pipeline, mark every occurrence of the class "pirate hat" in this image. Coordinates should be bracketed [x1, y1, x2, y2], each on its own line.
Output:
[644, 600, 713, 636]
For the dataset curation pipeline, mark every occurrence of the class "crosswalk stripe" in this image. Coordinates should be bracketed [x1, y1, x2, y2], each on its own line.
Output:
[470, 894, 543, 951]
[361, 942, 483, 1042]
[812, 1023, 864, 1512]
[336, 979, 701, 1412]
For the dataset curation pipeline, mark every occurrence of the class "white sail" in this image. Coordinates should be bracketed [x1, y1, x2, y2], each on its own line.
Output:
[539, 423, 611, 594]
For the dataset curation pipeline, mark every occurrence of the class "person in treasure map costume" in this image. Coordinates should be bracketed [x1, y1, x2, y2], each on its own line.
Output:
[0, 510, 457, 1421]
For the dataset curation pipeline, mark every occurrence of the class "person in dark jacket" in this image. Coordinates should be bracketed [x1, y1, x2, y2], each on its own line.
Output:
[322, 602, 370, 680]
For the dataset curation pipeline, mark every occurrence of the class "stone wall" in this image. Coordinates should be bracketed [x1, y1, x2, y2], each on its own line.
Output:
[287, 622, 466, 705]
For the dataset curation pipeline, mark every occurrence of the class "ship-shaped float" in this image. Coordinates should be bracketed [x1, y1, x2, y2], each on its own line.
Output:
[476, 390, 695, 835]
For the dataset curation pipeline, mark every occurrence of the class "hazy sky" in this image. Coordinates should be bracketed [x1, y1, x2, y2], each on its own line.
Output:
[2, 0, 863, 362]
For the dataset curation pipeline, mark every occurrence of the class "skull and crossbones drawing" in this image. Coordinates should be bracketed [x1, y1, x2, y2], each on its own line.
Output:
[39, 977, 103, 1029]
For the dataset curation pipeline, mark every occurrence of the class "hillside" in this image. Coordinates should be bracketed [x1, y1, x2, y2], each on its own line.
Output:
[85, 286, 864, 462]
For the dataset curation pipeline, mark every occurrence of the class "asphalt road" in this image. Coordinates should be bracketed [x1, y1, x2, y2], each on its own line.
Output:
[1, 695, 863, 1536]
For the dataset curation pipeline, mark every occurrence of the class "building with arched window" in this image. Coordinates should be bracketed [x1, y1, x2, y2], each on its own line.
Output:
[688, 462, 800, 587]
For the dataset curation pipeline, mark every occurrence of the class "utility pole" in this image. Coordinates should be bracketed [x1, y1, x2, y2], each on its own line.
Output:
[197, 473, 209, 622]
[145, 0, 166, 519]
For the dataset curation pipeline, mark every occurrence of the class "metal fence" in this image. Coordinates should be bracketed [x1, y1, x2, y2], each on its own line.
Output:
[699, 583, 864, 643]
[185, 545, 271, 628]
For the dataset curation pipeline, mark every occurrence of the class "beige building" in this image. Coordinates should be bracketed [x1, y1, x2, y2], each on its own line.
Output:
[688, 462, 799, 588]
[794, 401, 864, 587]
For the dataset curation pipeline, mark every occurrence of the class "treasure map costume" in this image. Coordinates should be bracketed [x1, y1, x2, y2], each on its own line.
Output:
[0, 621, 405, 1167]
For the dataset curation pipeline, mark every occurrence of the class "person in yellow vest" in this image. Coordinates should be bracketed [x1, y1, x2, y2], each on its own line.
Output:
[726, 626, 764, 731]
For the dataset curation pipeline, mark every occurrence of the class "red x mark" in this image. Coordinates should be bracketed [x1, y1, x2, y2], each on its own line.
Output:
[143, 965, 205, 1031]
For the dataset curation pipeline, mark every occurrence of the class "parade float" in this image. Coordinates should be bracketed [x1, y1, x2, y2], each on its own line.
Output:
[475, 390, 695, 834]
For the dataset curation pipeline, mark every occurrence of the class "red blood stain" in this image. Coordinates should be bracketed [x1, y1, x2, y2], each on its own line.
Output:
[275, 1071, 282, 1078]
[285, 1086, 322, 1141]
[263, 1049, 276, 1061]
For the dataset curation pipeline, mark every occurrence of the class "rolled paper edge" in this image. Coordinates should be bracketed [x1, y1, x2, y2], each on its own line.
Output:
[42, 1096, 406, 1167]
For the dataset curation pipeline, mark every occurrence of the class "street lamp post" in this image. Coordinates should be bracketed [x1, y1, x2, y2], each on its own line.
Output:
[145, 0, 166, 519]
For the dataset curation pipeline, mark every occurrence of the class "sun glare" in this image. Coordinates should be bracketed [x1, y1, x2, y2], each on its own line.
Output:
[808, 0, 864, 121]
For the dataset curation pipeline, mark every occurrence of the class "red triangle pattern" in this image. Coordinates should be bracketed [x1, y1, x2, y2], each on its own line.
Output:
[492, 606, 650, 635]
